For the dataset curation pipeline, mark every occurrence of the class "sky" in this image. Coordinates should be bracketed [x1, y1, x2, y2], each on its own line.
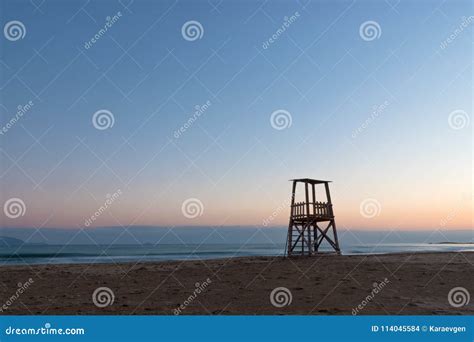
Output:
[0, 0, 472, 231]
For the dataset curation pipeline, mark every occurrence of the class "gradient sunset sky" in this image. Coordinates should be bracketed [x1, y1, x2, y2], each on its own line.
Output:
[0, 0, 472, 230]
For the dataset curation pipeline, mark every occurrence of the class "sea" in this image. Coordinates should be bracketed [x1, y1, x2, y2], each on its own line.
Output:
[0, 227, 472, 265]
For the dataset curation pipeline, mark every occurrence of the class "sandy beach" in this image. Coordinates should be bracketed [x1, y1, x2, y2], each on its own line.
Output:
[0, 252, 472, 315]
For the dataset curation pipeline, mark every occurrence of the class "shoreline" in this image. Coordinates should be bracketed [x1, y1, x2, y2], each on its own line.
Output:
[2, 249, 474, 267]
[0, 252, 472, 315]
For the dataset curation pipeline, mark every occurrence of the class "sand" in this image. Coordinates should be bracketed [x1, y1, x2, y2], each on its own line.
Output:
[0, 252, 472, 315]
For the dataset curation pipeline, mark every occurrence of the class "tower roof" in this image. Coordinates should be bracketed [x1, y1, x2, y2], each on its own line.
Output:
[289, 178, 331, 184]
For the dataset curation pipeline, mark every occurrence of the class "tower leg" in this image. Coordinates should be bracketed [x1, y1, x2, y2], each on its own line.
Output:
[331, 219, 341, 254]
[314, 223, 319, 252]
[286, 181, 297, 257]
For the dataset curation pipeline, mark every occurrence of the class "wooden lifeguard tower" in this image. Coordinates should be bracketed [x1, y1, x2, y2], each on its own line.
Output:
[286, 178, 341, 256]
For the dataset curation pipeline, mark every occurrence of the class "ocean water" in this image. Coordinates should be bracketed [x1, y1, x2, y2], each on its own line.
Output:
[1, 242, 474, 265]
[0, 228, 472, 265]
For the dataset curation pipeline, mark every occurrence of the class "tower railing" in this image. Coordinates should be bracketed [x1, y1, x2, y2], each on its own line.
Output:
[291, 201, 333, 220]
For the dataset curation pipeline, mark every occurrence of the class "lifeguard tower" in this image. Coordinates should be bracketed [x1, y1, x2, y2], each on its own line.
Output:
[286, 179, 341, 256]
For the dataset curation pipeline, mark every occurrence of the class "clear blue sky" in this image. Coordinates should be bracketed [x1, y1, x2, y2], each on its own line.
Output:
[0, 0, 472, 229]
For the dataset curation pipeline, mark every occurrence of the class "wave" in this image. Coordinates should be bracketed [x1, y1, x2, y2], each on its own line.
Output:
[0, 242, 472, 265]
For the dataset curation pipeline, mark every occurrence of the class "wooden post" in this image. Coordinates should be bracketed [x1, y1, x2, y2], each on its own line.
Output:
[324, 182, 340, 254]
[305, 182, 311, 254]
[311, 183, 316, 253]
[287, 180, 297, 256]
[324, 182, 332, 205]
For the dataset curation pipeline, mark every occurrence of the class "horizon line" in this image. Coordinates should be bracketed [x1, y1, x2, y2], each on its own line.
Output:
[1, 225, 472, 232]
